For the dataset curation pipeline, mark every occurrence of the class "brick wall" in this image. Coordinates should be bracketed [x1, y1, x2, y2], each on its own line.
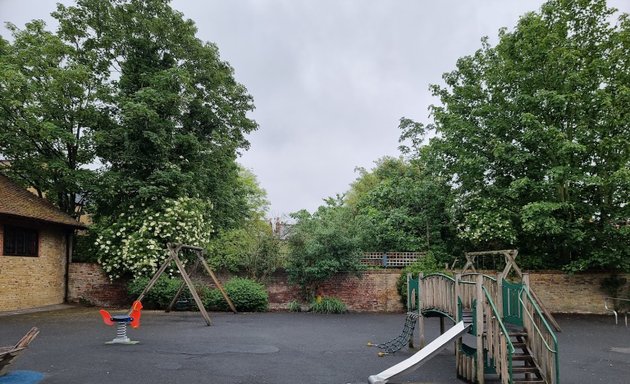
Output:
[527, 271, 630, 314]
[67, 263, 128, 307]
[267, 270, 404, 312]
[0, 222, 68, 311]
[66, 263, 629, 314]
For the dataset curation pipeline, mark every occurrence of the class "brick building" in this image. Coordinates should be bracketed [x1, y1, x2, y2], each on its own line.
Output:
[0, 174, 85, 312]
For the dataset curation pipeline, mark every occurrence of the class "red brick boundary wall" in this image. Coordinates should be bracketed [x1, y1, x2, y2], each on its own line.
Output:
[266, 270, 404, 312]
[68, 263, 628, 314]
[68, 263, 128, 307]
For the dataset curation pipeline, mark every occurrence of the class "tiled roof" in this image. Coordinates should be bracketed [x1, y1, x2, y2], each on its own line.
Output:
[0, 173, 86, 228]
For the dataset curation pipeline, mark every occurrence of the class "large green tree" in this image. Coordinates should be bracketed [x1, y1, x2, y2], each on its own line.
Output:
[287, 196, 364, 298]
[1, 0, 257, 230]
[0, 20, 106, 216]
[206, 166, 286, 280]
[401, 0, 630, 271]
[347, 157, 455, 258]
[54, 0, 257, 227]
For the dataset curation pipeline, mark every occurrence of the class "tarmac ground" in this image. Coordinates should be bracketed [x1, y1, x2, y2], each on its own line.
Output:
[0, 307, 628, 384]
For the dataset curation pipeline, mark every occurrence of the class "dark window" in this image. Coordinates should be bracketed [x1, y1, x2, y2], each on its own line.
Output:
[3, 226, 39, 257]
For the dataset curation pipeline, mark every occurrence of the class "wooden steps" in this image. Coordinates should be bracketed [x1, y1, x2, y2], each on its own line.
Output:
[508, 331, 545, 384]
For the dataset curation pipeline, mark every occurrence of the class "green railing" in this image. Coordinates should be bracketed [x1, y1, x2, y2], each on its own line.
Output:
[520, 288, 559, 384]
[483, 286, 515, 384]
[407, 273, 420, 311]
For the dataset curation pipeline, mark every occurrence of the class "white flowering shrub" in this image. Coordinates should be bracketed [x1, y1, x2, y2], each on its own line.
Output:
[96, 197, 213, 280]
[459, 209, 517, 244]
[456, 197, 517, 245]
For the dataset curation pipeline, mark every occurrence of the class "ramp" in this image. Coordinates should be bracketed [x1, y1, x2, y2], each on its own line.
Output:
[368, 321, 470, 384]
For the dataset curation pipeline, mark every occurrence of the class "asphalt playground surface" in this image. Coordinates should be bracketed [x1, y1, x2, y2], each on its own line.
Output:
[0, 307, 629, 384]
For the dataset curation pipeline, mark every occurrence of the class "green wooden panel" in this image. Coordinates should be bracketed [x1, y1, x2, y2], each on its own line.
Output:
[407, 274, 420, 311]
[502, 279, 524, 326]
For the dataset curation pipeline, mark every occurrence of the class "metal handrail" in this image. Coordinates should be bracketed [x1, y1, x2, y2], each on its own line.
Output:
[604, 297, 630, 326]
[461, 272, 498, 282]
[483, 286, 515, 354]
[483, 286, 514, 384]
[520, 290, 557, 353]
[521, 288, 559, 384]
[423, 272, 455, 282]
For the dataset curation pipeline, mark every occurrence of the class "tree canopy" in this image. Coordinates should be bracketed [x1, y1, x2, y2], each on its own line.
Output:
[1, 0, 257, 230]
[348, 157, 455, 257]
[400, 0, 630, 271]
[0, 19, 104, 216]
[286, 196, 364, 297]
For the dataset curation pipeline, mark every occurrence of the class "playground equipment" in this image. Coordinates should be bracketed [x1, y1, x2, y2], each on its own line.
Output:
[604, 297, 629, 326]
[369, 249, 560, 384]
[368, 321, 470, 384]
[133, 243, 236, 326]
[99, 301, 143, 344]
[368, 312, 419, 356]
[0, 327, 39, 376]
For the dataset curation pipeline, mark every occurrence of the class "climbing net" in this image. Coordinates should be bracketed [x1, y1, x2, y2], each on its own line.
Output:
[372, 312, 419, 354]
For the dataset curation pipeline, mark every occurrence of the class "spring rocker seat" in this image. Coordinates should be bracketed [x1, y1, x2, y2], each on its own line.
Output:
[0, 327, 40, 376]
[99, 301, 143, 344]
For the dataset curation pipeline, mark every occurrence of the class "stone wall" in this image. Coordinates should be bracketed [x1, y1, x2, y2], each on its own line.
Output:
[0, 221, 68, 311]
[66, 263, 629, 314]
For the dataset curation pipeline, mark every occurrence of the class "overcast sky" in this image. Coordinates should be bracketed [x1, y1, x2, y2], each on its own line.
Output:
[2, 0, 629, 218]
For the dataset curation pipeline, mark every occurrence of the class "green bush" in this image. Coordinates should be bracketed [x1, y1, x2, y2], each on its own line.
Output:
[73, 230, 99, 263]
[127, 275, 211, 310]
[127, 276, 185, 309]
[287, 300, 302, 312]
[204, 277, 268, 312]
[309, 297, 347, 314]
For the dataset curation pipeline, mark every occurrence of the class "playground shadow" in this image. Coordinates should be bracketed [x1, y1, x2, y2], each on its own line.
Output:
[0, 307, 628, 384]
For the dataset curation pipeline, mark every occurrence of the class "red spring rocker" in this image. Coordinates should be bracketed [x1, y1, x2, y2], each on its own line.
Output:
[99, 301, 143, 344]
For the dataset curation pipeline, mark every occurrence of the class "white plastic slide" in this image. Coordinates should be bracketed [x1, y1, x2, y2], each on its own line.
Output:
[368, 321, 471, 384]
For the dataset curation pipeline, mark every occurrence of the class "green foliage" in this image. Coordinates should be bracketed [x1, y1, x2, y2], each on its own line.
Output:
[399, 0, 630, 271]
[204, 277, 268, 312]
[309, 297, 347, 314]
[128, 276, 184, 309]
[287, 197, 365, 298]
[397, 252, 445, 309]
[207, 219, 286, 280]
[205, 166, 284, 279]
[73, 230, 100, 263]
[96, 197, 213, 280]
[348, 157, 458, 256]
[55, 0, 257, 224]
[238, 167, 271, 222]
[1, 0, 258, 231]
[287, 300, 302, 312]
[0, 19, 104, 217]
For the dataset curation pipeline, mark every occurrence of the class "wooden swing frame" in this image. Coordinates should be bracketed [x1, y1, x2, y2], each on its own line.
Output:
[134, 243, 237, 326]
[461, 248, 561, 332]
